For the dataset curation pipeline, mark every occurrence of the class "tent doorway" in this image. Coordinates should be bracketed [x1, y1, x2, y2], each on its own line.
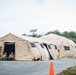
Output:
[43, 43, 53, 59]
[3, 42, 15, 60]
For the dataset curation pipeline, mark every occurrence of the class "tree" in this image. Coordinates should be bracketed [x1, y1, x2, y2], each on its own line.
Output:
[22, 33, 27, 36]
[68, 31, 76, 38]
[62, 31, 69, 38]
[45, 30, 61, 35]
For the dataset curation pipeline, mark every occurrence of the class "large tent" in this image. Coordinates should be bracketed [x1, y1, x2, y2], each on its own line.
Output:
[0, 33, 49, 61]
[41, 34, 76, 58]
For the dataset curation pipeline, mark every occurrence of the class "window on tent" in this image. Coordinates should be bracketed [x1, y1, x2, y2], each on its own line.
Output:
[30, 42, 36, 48]
[40, 44, 44, 48]
[48, 45, 51, 49]
[64, 46, 70, 50]
[54, 45, 57, 49]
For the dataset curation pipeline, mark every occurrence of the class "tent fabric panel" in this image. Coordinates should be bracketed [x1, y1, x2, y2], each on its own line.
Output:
[35, 43, 48, 60]
[29, 42, 41, 60]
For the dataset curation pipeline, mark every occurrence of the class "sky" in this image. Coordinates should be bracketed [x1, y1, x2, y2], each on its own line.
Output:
[0, 0, 76, 37]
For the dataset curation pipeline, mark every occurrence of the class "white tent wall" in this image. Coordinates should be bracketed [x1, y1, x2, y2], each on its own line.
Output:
[15, 40, 33, 61]
[72, 46, 76, 57]
[40, 38, 60, 59]
[55, 39, 75, 58]
[28, 42, 41, 60]
[61, 39, 76, 58]
[34, 42, 48, 60]
[50, 44, 59, 59]
[39, 37, 59, 59]
[49, 37, 65, 58]
[27, 37, 50, 60]
[57, 41, 70, 58]
[46, 44, 57, 59]
[43, 45, 50, 59]
[58, 36, 76, 58]
[66, 40, 76, 58]
[57, 46, 65, 58]
[74, 45, 76, 57]
[55, 40, 76, 58]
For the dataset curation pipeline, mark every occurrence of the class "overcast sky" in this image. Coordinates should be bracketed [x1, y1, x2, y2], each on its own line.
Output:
[0, 0, 76, 37]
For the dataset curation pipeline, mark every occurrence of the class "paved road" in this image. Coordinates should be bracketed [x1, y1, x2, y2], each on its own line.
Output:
[0, 59, 76, 75]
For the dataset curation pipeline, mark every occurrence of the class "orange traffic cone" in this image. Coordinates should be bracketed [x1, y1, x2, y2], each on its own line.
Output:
[49, 62, 55, 75]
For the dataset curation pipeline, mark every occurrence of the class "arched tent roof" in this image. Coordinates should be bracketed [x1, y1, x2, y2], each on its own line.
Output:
[9, 33, 50, 44]
[41, 34, 76, 47]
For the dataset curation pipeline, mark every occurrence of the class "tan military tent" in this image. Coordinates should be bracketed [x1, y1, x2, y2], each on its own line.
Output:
[0, 33, 49, 61]
[41, 34, 76, 58]
[31, 37, 59, 59]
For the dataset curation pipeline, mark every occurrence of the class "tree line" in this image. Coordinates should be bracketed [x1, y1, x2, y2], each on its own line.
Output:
[22, 30, 76, 43]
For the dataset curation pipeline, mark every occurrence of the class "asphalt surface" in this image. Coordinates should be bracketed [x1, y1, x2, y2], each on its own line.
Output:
[0, 59, 76, 75]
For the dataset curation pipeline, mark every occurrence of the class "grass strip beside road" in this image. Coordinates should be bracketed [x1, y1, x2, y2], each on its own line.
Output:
[57, 66, 76, 75]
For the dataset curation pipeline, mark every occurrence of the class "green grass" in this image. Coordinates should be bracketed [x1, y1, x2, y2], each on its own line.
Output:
[57, 66, 76, 75]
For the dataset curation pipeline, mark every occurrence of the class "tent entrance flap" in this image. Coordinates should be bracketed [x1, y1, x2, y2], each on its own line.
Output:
[3, 42, 15, 60]
[43, 43, 53, 59]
